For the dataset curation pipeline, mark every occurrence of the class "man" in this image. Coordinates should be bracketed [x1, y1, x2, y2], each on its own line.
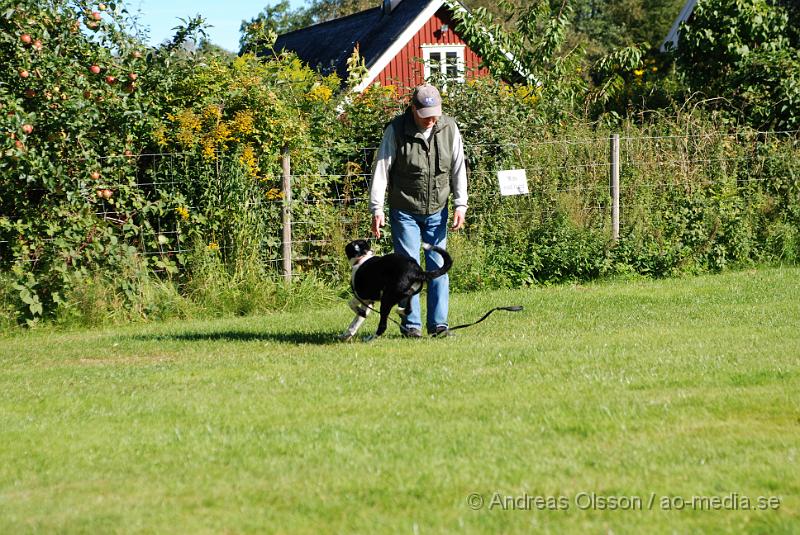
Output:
[369, 84, 468, 337]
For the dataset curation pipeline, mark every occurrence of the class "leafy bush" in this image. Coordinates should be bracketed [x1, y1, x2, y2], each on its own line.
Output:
[674, 0, 800, 129]
[0, 1, 345, 325]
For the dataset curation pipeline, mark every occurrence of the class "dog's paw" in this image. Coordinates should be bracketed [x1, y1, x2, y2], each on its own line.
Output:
[338, 332, 355, 342]
[362, 334, 376, 343]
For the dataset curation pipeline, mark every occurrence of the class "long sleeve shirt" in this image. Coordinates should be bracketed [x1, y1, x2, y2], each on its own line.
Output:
[369, 121, 468, 218]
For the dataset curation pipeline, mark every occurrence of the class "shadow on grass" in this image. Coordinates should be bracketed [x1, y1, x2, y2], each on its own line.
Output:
[134, 329, 342, 345]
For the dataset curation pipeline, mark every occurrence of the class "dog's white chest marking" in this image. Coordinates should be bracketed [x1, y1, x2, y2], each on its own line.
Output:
[341, 251, 376, 341]
[350, 251, 377, 300]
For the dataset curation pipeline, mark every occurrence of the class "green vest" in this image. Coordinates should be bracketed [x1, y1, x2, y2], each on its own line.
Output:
[388, 109, 456, 215]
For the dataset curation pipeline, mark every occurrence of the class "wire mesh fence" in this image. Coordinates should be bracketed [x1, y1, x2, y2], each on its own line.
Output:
[2, 128, 798, 283]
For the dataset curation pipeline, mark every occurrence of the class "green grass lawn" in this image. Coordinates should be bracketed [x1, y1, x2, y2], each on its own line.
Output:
[1, 268, 799, 534]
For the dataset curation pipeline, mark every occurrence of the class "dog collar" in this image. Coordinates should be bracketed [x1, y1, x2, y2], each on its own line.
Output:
[349, 251, 374, 267]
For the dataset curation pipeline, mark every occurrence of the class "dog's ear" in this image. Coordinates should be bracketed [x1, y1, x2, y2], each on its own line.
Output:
[355, 239, 371, 254]
[345, 239, 371, 260]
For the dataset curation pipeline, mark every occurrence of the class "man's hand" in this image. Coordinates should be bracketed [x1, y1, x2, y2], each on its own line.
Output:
[451, 209, 466, 231]
[372, 214, 385, 238]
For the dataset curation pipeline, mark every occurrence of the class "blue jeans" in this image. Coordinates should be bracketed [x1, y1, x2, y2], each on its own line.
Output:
[389, 208, 449, 332]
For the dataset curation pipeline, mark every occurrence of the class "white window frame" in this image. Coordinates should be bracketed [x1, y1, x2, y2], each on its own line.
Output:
[421, 44, 465, 83]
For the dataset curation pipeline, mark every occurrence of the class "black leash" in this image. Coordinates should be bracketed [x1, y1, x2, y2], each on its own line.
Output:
[431, 305, 524, 337]
[349, 287, 524, 336]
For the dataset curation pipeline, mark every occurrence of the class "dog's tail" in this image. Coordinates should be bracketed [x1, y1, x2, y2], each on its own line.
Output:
[421, 243, 453, 281]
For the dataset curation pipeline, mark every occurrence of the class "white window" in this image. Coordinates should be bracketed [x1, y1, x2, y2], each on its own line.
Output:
[421, 44, 465, 83]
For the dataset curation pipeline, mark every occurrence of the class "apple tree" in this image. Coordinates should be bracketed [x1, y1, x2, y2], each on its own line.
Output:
[0, 0, 199, 323]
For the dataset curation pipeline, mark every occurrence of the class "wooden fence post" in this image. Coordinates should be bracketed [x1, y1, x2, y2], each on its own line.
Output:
[282, 145, 292, 283]
[610, 134, 620, 241]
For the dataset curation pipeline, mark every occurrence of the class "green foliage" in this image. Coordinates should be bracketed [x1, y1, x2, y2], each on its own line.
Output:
[674, 0, 800, 129]
[456, 0, 796, 126]
[609, 120, 800, 277]
[588, 50, 686, 123]
[447, 0, 587, 115]
[587, 42, 649, 116]
[0, 0, 168, 325]
[441, 88, 800, 290]
[447, 0, 688, 123]
[301, 0, 375, 22]
[460, 0, 684, 65]
[569, 0, 685, 59]
[239, 0, 312, 54]
[0, 0, 354, 325]
[0, 272, 16, 330]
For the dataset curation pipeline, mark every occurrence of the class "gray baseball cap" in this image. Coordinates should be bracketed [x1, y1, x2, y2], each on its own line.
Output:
[412, 84, 442, 118]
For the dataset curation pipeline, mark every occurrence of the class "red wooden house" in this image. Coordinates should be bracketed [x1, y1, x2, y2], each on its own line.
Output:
[272, 0, 504, 91]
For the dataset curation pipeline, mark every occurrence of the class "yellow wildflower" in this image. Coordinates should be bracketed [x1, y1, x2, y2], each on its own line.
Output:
[173, 109, 201, 147]
[240, 145, 259, 177]
[633, 69, 645, 76]
[266, 188, 283, 200]
[514, 85, 538, 105]
[202, 104, 223, 123]
[213, 122, 233, 144]
[175, 206, 189, 221]
[207, 242, 219, 251]
[232, 56, 248, 72]
[232, 110, 255, 135]
[201, 138, 216, 160]
[152, 124, 168, 147]
[306, 85, 333, 103]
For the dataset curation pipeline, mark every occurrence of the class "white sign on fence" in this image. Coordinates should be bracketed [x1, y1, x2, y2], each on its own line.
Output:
[497, 169, 529, 196]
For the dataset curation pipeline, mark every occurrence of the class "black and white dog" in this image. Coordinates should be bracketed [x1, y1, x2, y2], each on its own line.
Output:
[341, 239, 452, 341]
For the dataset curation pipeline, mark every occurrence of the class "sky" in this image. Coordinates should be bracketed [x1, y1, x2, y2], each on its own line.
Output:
[128, 0, 306, 53]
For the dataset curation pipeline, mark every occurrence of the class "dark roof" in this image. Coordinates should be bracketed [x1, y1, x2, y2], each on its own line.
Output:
[273, 0, 435, 81]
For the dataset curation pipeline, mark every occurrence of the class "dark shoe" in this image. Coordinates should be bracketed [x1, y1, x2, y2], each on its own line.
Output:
[429, 325, 452, 337]
[401, 326, 422, 338]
